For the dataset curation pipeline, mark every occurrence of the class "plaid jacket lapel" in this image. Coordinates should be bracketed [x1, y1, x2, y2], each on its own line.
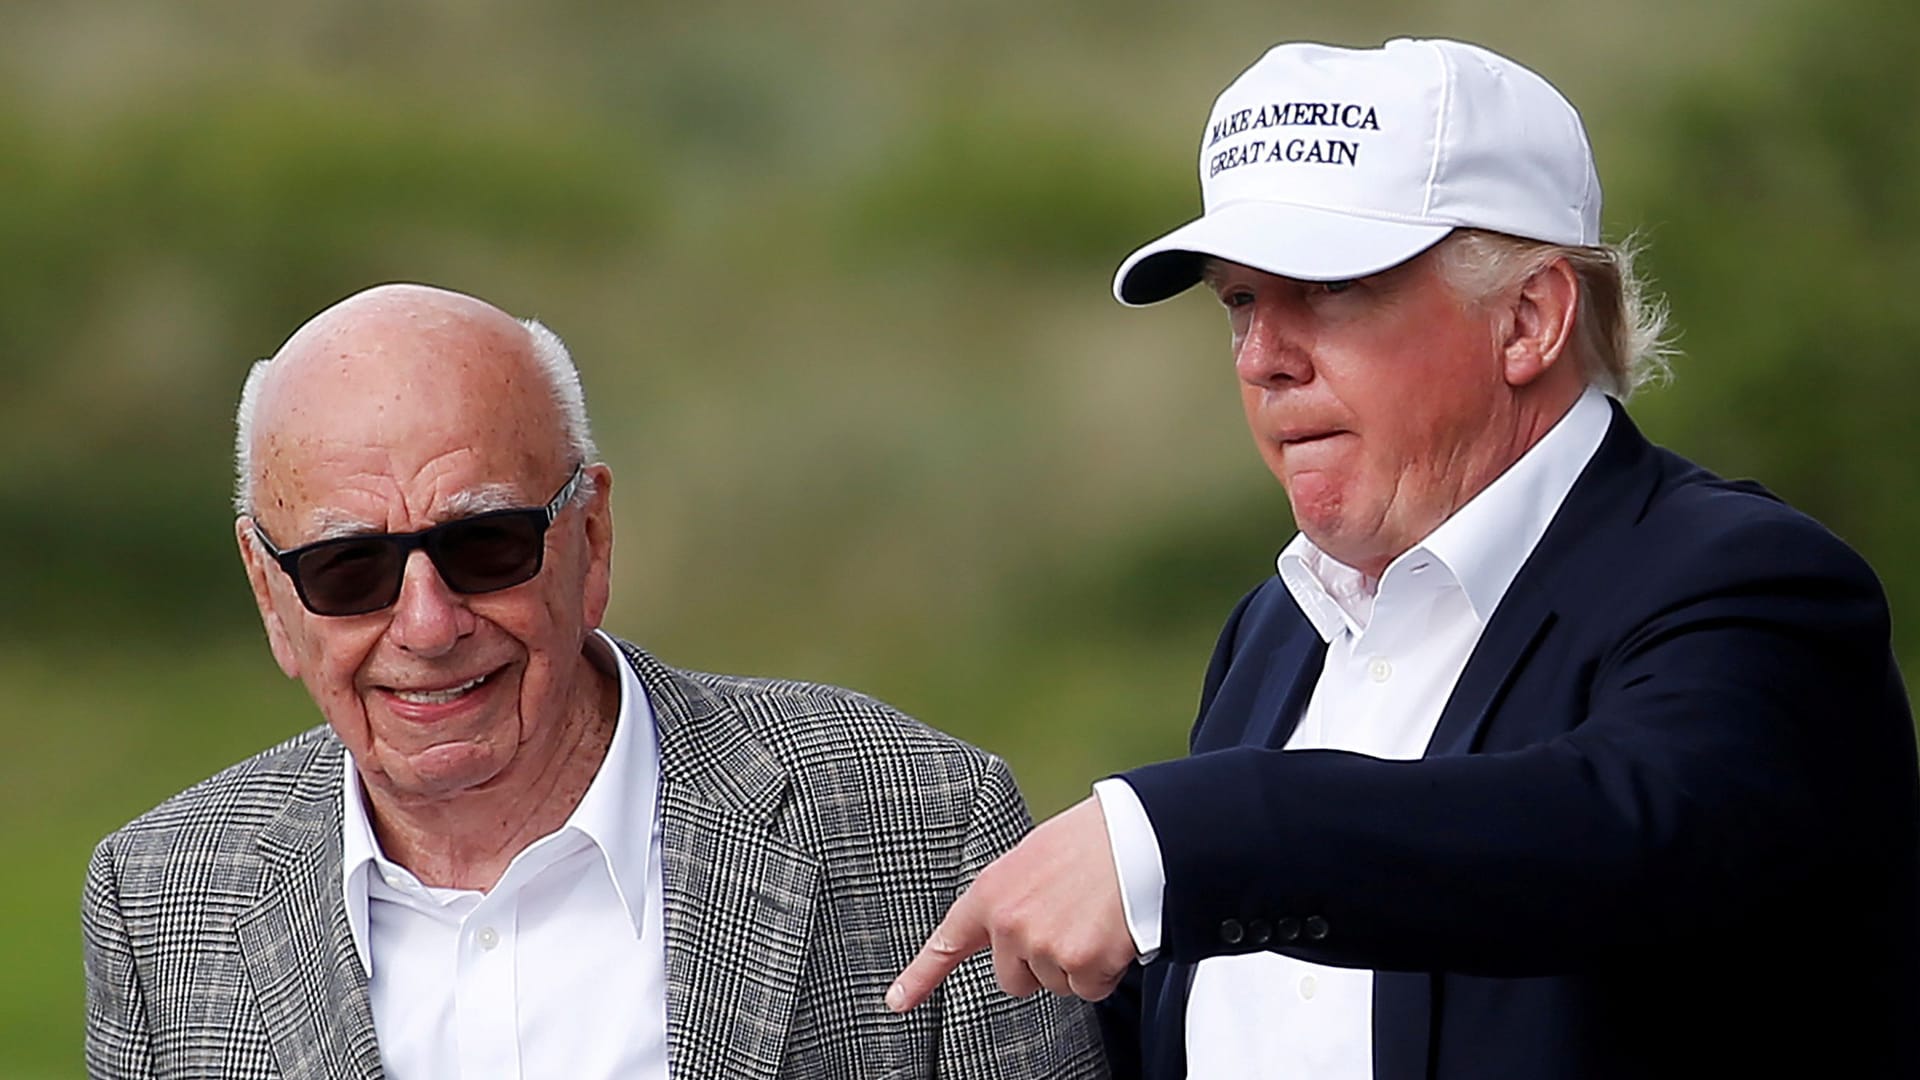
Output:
[234, 751, 384, 1080]
[619, 642, 820, 1080]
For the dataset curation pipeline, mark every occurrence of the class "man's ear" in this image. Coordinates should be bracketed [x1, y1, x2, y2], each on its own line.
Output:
[578, 465, 616, 630]
[1501, 257, 1579, 388]
[235, 517, 302, 679]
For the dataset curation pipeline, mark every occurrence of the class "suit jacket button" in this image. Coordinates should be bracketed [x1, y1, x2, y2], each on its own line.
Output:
[1219, 918, 1245, 945]
[1247, 919, 1273, 946]
[1304, 915, 1330, 941]
[1276, 917, 1301, 943]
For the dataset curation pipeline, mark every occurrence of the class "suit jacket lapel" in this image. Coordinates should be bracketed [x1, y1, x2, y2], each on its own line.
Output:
[1191, 610, 1326, 755]
[620, 642, 819, 1080]
[235, 748, 383, 1080]
[1241, 630, 1327, 750]
[1423, 611, 1557, 758]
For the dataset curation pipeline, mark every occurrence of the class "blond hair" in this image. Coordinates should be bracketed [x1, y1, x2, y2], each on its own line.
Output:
[1433, 229, 1676, 398]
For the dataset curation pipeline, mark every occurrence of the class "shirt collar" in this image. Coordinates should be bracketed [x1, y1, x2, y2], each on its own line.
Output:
[1277, 386, 1613, 639]
[1277, 536, 1371, 642]
[565, 629, 660, 942]
[341, 628, 660, 976]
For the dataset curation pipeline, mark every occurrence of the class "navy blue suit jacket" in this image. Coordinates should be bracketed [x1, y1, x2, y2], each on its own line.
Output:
[1099, 405, 1920, 1078]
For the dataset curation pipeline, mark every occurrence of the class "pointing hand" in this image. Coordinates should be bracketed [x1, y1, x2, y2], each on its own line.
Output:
[887, 796, 1136, 1011]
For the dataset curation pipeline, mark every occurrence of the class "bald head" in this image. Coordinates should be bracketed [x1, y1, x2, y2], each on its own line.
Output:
[273, 283, 528, 386]
[234, 284, 597, 516]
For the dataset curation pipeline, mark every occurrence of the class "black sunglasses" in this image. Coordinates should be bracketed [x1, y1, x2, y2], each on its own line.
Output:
[253, 465, 585, 617]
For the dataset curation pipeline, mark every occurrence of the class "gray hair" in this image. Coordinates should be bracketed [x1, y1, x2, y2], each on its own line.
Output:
[1432, 229, 1676, 398]
[232, 316, 599, 515]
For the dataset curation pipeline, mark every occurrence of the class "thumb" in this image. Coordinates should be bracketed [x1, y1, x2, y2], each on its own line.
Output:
[886, 894, 991, 1013]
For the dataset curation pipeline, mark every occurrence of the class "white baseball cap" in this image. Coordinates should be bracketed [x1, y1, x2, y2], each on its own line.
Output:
[1113, 38, 1601, 306]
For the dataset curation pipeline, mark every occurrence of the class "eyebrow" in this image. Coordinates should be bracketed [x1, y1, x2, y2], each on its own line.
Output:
[304, 509, 384, 543]
[443, 483, 524, 518]
[298, 483, 527, 543]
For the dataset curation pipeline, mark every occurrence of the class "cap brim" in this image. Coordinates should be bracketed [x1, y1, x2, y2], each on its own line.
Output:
[1112, 202, 1454, 306]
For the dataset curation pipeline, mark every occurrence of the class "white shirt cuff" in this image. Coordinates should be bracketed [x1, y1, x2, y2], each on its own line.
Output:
[1092, 777, 1165, 961]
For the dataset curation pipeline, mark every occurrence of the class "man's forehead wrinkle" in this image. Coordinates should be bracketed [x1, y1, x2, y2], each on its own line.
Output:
[260, 444, 489, 544]
[271, 463, 402, 544]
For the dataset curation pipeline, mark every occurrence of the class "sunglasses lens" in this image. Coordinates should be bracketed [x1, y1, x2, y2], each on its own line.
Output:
[430, 513, 546, 594]
[294, 538, 405, 616]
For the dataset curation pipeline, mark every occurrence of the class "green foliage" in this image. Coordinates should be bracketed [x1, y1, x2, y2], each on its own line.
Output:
[835, 100, 1191, 267]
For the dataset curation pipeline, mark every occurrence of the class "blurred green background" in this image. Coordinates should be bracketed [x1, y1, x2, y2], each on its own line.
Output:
[5, 0, 1917, 1073]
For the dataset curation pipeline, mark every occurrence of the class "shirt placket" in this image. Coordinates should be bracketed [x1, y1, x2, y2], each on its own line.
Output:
[1346, 570, 1438, 754]
[455, 891, 521, 1079]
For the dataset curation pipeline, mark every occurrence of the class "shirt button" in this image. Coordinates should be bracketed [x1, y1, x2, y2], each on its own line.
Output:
[476, 926, 500, 950]
[1218, 919, 1246, 946]
[1368, 658, 1392, 682]
[1299, 975, 1318, 1000]
[381, 871, 406, 889]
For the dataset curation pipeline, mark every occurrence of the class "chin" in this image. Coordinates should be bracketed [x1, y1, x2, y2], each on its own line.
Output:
[1286, 501, 1353, 549]
[388, 738, 511, 794]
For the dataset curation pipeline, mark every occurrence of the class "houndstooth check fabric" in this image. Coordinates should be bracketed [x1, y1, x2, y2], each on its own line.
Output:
[84, 639, 1108, 1079]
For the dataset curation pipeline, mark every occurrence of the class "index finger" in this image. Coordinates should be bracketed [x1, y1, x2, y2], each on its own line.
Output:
[886, 891, 991, 1013]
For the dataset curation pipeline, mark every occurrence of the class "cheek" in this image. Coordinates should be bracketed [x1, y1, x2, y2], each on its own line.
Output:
[1240, 391, 1288, 477]
[291, 623, 383, 721]
[472, 588, 582, 726]
[1238, 385, 1264, 435]
[1394, 375, 1493, 465]
[508, 624, 579, 746]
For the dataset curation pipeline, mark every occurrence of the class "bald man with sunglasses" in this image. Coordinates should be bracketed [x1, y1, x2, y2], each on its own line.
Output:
[82, 284, 1105, 1080]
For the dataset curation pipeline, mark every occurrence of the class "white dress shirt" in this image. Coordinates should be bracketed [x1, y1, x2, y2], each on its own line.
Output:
[342, 629, 668, 1080]
[1095, 387, 1612, 1078]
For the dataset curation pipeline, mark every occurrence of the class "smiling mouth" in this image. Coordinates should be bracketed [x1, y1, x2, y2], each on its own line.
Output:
[388, 670, 497, 706]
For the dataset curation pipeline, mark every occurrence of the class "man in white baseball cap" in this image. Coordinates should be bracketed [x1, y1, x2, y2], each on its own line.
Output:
[892, 37, 1920, 1079]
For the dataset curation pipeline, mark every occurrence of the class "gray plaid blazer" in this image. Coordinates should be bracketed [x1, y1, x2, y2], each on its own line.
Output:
[84, 639, 1106, 1079]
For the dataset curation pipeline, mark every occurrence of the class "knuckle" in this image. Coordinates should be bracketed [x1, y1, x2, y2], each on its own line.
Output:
[1056, 933, 1105, 974]
[1067, 973, 1117, 1002]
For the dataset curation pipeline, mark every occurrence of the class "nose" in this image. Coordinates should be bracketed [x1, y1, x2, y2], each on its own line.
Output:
[385, 550, 474, 657]
[1234, 293, 1315, 390]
